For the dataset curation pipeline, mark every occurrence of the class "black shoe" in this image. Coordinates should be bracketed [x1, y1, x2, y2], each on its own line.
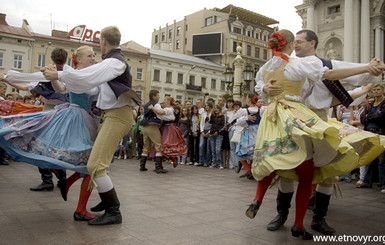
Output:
[88, 188, 122, 226]
[311, 218, 336, 235]
[90, 201, 106, 212]
[74, 211, 95, 221]
[57, 179, 67, 201]
[155, 168, 168, 174]
[139, 166, 148, 171]
[291, 225, 313, 240]
[245, 201, 260, 219]
[235, 163, 242, 173]
[267, 191, 293, 231]
[30, 182, 54, 191]
[239, 170, 251, 178]
[267, 213, 288, 231]
[0, 160, 9, 165]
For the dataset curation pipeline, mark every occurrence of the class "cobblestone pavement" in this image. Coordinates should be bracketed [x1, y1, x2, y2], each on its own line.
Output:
[0, 159, 384, 245]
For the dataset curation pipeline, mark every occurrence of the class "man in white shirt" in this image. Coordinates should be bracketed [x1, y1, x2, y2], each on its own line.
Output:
[44, 26, 139, 226]
[255, 29, 382, 235]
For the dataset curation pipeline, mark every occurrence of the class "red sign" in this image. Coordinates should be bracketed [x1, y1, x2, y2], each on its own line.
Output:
[67, 25, 100, 43]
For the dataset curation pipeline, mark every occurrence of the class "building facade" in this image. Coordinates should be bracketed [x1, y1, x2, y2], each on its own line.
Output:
[148, 48, 225, 104]
[0, 13, 149, 100]
[296, 0, 385, 63]
[151, 4, 278, 95]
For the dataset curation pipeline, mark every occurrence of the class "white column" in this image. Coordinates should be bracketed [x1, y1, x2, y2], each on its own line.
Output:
[353, 0, 360, 62]
[360, 0, 370, 62]
[375, 27, 384, 61]
[233, 46, 244, 102]
[306, 3, 315, 31]
[344, 0, 354, 62]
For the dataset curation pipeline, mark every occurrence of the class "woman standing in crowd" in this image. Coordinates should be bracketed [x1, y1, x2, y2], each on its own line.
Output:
[189, 105, 200, 166]
[221, 98, 234, 168]
[177, 107, 191, 165]
[208, 105, 225, 169]
[198, 102, 213, 167]
[228, 100, 243, 171]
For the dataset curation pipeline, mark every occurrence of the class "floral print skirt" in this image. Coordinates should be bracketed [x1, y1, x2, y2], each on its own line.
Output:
[251, 99, 384, 184]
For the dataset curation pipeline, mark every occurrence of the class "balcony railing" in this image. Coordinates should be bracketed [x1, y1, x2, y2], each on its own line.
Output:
[186, 84, 202, 91]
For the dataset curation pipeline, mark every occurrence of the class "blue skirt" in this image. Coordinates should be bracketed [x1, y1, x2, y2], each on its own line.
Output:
[0, 103, 97, 174]
[236, 124, 259, 161]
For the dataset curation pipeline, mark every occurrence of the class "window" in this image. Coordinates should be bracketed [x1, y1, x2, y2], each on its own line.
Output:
[233, 41, 238, 52]
[67, 57, 73, 67]
[154, 35, 158, 43]
[256, 33, 260, 39]
[255, 47, 260, 58]
[233, 27, 242, 34]
[161, 32, 165, 41]
[247, 30, 252, 37]
[168, 30, 172, 39]
[263, 49, 268, 60]
[136, 68, 143, 80]
[37, 54, 45, 67]
[205, 17, 213, 26]
[189, 75, 195, 85]
[221, 81, 225, 91]
[177, 26, 181, 36]
[177, 73, 183, 84]
[13, 54, 22, 69]
[176, 40, 181, 49]
[0, 52, 3, 67]
[176, 95, 183, 101]
[185, 25, 188, 31]
[328, 5, 340, 14]
[166, 71, 172, 83]
[211, 79, 216, 89]
[201, 77, 206, 88]
[214, 16, 221, 23]
[153, 69, 160, 81]
[247, 45, 251, 56]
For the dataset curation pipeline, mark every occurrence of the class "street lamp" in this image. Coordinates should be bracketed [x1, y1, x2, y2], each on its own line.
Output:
[224, 65, 234, 92]
[224, 45, 255, 100]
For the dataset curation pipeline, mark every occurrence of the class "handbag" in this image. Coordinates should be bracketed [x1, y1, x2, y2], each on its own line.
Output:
[230, 126, 243, 143]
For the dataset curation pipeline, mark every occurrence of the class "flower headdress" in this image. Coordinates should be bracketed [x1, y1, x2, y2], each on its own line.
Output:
[251, 95, 258, 105]
[170, 97, 175, 106]
[72, 53, 78, 69]
[268, 32, 289, 62]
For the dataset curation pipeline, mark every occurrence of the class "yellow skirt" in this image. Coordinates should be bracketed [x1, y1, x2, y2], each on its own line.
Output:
[251, 99, 368, 184]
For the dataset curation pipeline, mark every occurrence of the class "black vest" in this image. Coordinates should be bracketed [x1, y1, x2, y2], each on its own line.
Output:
[30, 65, 69, 102]
[103, 48, 132, 98]
[318, 57, 353, 107]
[140, 100, 161, 125]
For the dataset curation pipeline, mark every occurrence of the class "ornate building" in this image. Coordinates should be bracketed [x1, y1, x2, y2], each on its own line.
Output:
[296, 0, 385, 63]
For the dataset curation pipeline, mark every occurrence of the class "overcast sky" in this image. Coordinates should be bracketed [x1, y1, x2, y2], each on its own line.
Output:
[1, 0, 304, 47]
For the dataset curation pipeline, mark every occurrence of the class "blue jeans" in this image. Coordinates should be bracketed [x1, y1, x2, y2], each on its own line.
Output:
[210, 135, 223, 167]
[199, 133, 211, 164]
[179, 136, 189, 163]
[228, 127, 237, 168]
[363, 152, 385, 187]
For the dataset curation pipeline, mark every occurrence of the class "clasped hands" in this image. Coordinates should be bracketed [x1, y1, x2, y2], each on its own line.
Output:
[40, 64, 59, 80]
[368, 58, 385, 76]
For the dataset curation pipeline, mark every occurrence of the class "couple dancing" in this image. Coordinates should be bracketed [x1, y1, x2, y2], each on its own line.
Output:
[247, 29, 385, 239]
[1, 26, 139, 226]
